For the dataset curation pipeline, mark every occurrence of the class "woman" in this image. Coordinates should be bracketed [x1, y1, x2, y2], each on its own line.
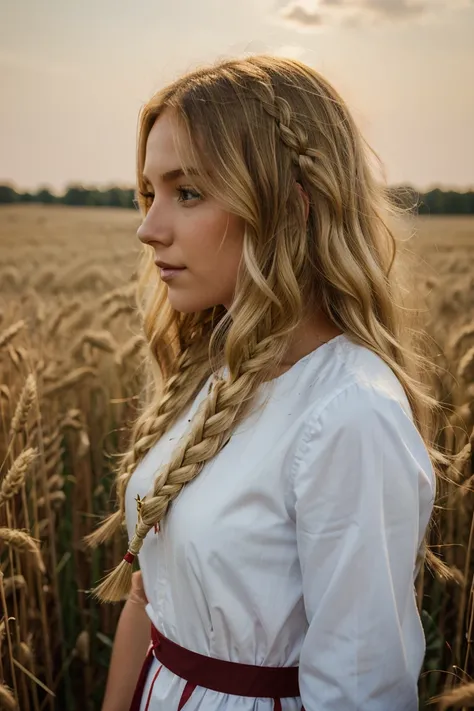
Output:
[87, 54, 441, 711]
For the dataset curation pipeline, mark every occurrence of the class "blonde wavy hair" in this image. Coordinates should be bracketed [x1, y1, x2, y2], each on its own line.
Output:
[86, 53, 448, 602]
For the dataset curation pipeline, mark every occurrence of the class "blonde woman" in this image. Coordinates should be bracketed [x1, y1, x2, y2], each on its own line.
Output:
[87, 54, 441, 711]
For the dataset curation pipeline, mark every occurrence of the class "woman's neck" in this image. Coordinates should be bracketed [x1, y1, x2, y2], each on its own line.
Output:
[272, 309, 343, 378]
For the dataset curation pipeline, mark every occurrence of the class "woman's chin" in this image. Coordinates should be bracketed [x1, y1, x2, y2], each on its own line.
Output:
[166, 294, 221, 314]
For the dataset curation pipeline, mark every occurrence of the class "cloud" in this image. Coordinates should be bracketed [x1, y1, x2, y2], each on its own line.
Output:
[364, 0, 426, 19]
[276, 0, 473, 29]
[280, 4, 323, 27]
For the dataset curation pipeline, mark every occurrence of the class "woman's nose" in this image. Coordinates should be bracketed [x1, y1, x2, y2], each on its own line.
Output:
[136, 212, 173, 247]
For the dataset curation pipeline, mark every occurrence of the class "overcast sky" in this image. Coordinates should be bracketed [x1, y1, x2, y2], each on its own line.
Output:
[1, 0, 473, 194]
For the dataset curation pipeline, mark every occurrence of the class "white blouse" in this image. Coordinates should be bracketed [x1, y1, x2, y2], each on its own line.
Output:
[125, 333, 435, 711]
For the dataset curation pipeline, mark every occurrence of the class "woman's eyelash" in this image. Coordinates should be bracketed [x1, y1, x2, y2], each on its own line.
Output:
[177, 187, 202, 202]
[142, 187, 201, 203]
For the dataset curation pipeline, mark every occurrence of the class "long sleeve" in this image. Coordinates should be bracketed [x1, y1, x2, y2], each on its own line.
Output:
[291, 383, 435, 711]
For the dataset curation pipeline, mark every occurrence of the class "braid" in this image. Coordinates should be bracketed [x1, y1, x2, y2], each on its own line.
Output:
[91, 335, 278, 601]
[245, 70, 405, 360]
[260, 95, 317, 166]
[243, 77, 346, 223]
[84, 343, 211, 549]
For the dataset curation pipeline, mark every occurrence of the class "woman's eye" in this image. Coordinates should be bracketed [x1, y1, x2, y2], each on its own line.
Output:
[177, 187, 202, 204]
[141, 188, 202, 205]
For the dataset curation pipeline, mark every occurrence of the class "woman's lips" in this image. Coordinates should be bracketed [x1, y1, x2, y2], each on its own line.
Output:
[159, 267, 186, 281]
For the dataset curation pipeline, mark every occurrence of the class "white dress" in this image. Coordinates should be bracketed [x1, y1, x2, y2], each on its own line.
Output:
[125, 333, 436, 711]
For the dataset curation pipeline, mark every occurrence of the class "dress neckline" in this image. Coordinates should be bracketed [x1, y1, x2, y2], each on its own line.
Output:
[267, 332, 349, 384]
[215, 333, 349, 387]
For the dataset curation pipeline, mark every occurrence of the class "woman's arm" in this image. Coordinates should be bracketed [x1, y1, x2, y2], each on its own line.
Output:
[101, 571, 151, 711]
[292, 386, 435, 711]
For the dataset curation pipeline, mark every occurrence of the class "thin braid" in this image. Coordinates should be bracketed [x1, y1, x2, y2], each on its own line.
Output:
[239, 75, 317, 166]
[249, 75, 410, 371]
[262, 95, 315, 165]
[242, 77, 345, 221]
[84, 344, 211, 548]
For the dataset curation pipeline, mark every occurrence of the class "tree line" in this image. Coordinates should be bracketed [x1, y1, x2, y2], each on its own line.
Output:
[1, 183, 474, 215]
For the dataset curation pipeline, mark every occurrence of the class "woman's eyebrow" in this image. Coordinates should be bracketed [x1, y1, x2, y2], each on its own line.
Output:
[143, 167, 200, 184]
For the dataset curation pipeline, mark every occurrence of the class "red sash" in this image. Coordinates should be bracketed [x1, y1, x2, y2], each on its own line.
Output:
[129, 623, 303, 711]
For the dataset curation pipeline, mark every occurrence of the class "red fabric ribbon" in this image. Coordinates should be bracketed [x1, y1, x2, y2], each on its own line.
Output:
[129, 623, 302, 710]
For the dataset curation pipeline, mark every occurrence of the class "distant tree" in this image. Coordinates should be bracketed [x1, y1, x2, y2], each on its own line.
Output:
[0, 184, 20, 203]
[85, 190, 109, 207]
[18, 192, 35, 203]
[63, 185, 89, 206]
[104, 187, 134, 208]
[35, 187, 55, 204]
[0, 181, 472, 214]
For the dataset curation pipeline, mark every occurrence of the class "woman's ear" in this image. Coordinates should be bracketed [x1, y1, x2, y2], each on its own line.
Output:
[296, 181, 310, 223]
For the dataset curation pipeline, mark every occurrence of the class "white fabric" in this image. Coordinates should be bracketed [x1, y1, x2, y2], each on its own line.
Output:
[125, 333, 435, 711]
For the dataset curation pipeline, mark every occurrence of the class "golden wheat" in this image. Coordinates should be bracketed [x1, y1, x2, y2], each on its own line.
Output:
[0, 321, 25, 350]
[115, 334, 145, 367]
[42, 366, 98, 396]
[47, 299, 82, 337]
[36, 491, 66, 509]
[458, 344, 474, 382]
[2, 576, 27, 598]
[0, 206, 472, 710]
[74, 630, 90, 664]
[8, 375, 37, 439]
[430, 681, 474, 709]
[0, 448, 38, 507]
[0, 529, 45, 574]
[71, 329, 118, 357]
[0, 684, 17, 711]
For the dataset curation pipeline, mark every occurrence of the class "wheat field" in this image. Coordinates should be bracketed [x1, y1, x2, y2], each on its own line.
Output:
[0, 204, 473, 710]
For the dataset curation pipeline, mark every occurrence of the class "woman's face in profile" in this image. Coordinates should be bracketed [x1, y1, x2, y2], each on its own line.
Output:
[136, 109, 245, 313]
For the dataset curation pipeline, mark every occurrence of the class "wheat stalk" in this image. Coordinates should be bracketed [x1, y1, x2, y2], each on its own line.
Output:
[100, 282, 136, 306]
[0, 529, 45, 574]
[0, 320, 25, 350]
[73, 630, 89, 664]
[0, 266, 21, 290]
[43, 367, 97, 396]
[16, 641, 33, 669]
[448, 321, 474, 360]
[458, 344, 474, 382]
[71, 329, 118, 356]
[115, 334, 145, 366]
[101, 302, 135, 324]
[46, 474, 64, 491]
[0, 448, 38, 507]
[0, 684, 17, 710]
[9, 375, 37, 439]
[47, 299, 81, 337]
[2, 576, 27, 598]
[429, 681, 474, 709]
[37, 491, 66, 509]
[0, 384, 11, 402]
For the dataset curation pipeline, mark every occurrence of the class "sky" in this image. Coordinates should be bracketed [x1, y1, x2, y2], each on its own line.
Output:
[1, 0, 473, 194]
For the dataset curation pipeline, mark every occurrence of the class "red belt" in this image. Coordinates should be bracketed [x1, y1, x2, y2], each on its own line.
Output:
[129, 623, 303, 711]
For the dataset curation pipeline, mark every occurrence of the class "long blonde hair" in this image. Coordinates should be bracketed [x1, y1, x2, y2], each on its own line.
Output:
[87, 54, 448, 601]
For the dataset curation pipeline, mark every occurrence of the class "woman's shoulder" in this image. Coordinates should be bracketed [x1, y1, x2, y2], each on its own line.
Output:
[290, 335, 435, 493]
[288, 332, 413, 427]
